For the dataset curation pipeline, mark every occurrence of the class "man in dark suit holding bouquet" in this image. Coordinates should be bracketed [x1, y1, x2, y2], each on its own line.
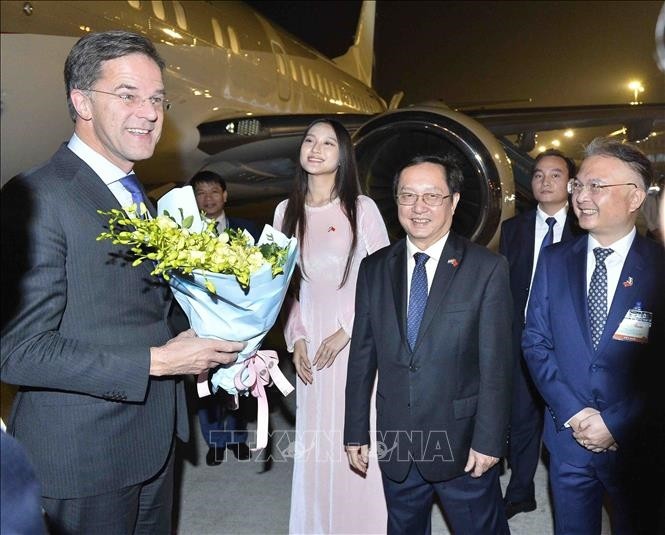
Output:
[344, 155, 513, 534]
[190, 170, 260, 465]
[1, 31, 243, 534]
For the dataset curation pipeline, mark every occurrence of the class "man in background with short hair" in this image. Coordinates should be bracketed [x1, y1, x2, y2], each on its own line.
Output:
[190, 170, 260, 466]
[499, 149, 583, 519]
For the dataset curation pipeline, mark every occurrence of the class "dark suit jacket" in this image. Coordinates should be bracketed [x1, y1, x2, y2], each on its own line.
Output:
[523, 233, 664, 463]
[344, 232, 514, 482]
[227, 215, 261, 243]
[0, 144, 188, 499]
[499, 209, 582, 365]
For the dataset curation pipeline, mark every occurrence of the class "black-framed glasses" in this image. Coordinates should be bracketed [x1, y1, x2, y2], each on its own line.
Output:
[84, 88, 171, 111]
[567, 179, 638, 196]
[395, 192, 453, 206]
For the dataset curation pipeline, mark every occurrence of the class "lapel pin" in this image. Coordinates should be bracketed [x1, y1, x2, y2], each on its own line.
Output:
[327, 226, 336, 232]
[447, 258, 459, 267]
[622, 276, 633, 288]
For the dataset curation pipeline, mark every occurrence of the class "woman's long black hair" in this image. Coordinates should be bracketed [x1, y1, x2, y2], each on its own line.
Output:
[282, 119, 361, 288]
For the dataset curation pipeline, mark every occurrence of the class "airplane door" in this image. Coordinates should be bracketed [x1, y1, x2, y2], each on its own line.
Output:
[270, 40, 291, 101]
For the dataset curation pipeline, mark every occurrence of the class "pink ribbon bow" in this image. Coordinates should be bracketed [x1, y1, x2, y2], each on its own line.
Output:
[195, 351, 294, 451]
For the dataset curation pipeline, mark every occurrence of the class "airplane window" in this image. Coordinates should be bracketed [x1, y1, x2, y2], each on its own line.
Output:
[289, 60, 298, 82]
[323, 78, 330, 97]
[127, 0, 140, 9]
[211, 18, 224, 48]
[300, 65, 308, 87]
[276, 54, 286, 76]
[151, 0, 165, 21]
[308, 70, 316, 91]
[173, 1, 187, 30]
[227, 26, 240, 54]
[316, 73, 323, 94]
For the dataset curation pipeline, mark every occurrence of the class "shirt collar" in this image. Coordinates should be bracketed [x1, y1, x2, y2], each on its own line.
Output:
[587, 227, 636, 260]
[406, 232, 449, 262]
[67, 133, 131, 185]
[536, 203, 568, 227]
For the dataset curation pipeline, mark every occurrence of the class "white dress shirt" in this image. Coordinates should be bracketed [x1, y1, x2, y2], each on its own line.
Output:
[67, 134, 135, 207]
[405, 233, 449, 313]
[586, 228, 636, 310]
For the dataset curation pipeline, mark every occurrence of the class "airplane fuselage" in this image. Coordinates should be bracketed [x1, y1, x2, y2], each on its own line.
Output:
[1, 0, 385, 188]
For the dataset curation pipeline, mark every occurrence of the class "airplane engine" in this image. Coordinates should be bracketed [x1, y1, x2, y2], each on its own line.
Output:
[353, 106, 515, 247]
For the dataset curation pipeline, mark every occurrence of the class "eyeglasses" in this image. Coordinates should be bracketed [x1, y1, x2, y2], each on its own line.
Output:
[567, 179, 638, 196]
[395, 192, 453, 206]
[84, 88, 171, 111]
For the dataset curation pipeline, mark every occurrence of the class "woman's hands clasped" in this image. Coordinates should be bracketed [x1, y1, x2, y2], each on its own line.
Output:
[293, 328, 350, 385]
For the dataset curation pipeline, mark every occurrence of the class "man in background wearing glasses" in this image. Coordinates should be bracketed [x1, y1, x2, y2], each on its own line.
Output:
[523, 138, 664, 534]
[499, 149, 583, 520]
[345, 155, 512, 534]
[1, 31, 244, 534]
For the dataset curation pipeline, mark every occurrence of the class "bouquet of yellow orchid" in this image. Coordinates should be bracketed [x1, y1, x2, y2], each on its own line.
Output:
[97, 186, 298, 400]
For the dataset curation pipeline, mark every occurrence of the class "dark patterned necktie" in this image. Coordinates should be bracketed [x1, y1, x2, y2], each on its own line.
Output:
[588, 247, 614, 350]
[119, 174, 146, 207]
[407, 252, 429, 350]
[540, 217, 557, 250]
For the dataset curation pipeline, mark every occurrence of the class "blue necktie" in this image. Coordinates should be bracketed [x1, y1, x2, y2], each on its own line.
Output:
[588, 247, 613, 350]
[119, 174, 146, 208]
[540, 217, 557, 251]
[407, 252, 429, 350]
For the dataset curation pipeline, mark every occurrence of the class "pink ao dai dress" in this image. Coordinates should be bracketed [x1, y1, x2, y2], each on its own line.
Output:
[273, 195, 390, 535]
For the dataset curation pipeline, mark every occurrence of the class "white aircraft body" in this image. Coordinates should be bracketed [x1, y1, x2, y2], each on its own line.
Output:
[2, 0, 663, 247]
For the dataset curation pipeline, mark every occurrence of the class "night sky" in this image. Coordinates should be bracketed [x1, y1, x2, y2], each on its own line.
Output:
[248, 1, 664, 108]
[247, 0, 664, 164]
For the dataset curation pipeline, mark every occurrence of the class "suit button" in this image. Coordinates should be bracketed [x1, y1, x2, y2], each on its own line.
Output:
[409, 365, 418, 372]
[591, 364, 598, 372]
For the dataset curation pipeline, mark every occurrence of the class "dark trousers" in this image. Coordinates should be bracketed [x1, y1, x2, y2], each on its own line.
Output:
[549, 451, 633, 535]
[382, 463, 509, 535]
[42, 445, 174, 535]
[505, 356, 544, 503]
[198, 394, 248, 448]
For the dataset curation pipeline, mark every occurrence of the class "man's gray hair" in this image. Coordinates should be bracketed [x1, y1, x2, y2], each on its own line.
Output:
[584, 137, 652, 190]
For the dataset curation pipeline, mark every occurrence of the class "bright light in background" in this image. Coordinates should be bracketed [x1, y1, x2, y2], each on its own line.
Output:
[538, 146, 546, 153]
[551, 139, 561, 147]
[162, 28, 183, 39]
[564, 129, 574, 138]
[628, 80, 645, 104]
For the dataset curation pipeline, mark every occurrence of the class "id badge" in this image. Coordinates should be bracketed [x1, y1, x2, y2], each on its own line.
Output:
[613, 304, 652, 344]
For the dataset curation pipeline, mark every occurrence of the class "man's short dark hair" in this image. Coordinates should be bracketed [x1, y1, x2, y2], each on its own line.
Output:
[532, 149, 576, 179]
[584, 137, 652, 190]
[394, 155, 465, 194]
[64, 30, 165, 121]
[189, 170, 227, 191]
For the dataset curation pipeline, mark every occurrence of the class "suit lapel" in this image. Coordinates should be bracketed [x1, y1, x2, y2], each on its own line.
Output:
[595, 236, 646, 356]
[388, 240, 408, 350]
[413, 233, 464, 352]
[568, 236, 594, 356]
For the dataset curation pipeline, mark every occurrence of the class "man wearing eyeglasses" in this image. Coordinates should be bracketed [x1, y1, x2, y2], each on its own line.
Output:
[1, 31, 244, 534]
[345, 155, 513, 534]
[499, 149, 583, 519]
[523, 138, 664, 534]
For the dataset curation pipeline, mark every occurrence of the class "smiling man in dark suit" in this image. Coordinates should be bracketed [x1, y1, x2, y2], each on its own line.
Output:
[344, 155, 513, 534]
[499, 149, 583, 519]
[1, 31, 243, 534]
[523, 138, 664, 534]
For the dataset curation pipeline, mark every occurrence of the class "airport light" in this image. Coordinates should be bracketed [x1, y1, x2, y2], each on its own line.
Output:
[628, 80, 644, 104]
